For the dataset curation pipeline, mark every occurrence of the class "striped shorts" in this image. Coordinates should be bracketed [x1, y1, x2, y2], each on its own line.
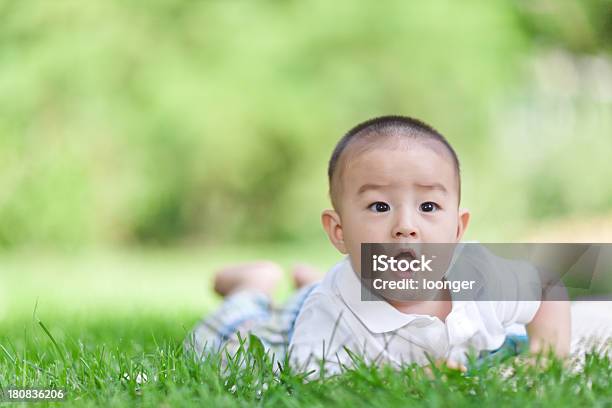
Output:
[184, 283, 319, 360]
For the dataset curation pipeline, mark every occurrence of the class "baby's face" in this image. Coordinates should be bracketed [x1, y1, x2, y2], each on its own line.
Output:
[323, 140, 469, 272]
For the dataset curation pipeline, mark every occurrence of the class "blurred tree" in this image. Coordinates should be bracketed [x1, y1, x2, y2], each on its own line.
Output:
[515, 0, 612, 53]
[0, 0, 610, 248]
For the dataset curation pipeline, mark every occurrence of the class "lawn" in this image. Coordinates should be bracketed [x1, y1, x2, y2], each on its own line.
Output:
[1, 245, 611, 406]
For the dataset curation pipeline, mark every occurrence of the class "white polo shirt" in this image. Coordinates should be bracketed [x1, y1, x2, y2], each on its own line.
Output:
[289, 245, 541, 375]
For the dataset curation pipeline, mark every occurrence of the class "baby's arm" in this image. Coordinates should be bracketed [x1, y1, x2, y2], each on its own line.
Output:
[525, 245, 586, 357]
[526, 293, 571, 356]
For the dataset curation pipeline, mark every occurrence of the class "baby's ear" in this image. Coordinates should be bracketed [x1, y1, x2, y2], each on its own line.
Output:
[321, 209, 347, 253]
[455, 208, 471, 241]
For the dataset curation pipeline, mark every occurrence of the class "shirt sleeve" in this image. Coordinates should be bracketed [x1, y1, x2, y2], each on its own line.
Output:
[458, 244, 542, 326]
[490, 257, 542, 326]
[288, 292, 354, 378]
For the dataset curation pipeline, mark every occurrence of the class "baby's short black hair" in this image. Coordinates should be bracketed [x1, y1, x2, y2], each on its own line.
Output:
[328, 115, 461, 209]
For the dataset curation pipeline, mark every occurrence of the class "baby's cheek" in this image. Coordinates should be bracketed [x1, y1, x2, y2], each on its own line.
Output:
[425, 217, 457, 242]
[442, 217, 461, 241]
[369, 227, 391, 243]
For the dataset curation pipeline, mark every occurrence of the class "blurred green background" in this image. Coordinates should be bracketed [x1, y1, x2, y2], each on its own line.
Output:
[1, 0, 612, 321]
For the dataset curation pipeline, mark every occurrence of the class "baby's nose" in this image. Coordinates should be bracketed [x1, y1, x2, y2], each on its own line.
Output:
[393, 228, 418, 239]
[391, 215, 419, 240]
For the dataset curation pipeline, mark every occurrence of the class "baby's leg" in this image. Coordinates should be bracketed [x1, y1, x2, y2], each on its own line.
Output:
[185, 262, 283, 357]
[185, 261, 322, 358]
[213, 261, 283, 297]
[291, 263, 321, 288]
[214, 260, 322, 296]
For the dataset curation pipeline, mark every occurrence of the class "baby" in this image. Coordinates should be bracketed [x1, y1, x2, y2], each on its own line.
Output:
[186, 115, 570, 375]
[288, 115, 569, 374]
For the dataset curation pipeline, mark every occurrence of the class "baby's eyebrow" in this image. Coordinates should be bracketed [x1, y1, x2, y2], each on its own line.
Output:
[414, 182, 448, 193]
[357, 182, 448, 195]
[357, 183, 389, 195]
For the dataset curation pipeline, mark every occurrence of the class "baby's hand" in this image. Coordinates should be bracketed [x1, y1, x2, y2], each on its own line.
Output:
[442, 359, 467, 372]
[424, 359, 467, 379]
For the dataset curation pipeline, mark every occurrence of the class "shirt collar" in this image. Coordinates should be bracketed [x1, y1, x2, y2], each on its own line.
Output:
[335, 257, 436, 333]
[334, 251, 475, 334]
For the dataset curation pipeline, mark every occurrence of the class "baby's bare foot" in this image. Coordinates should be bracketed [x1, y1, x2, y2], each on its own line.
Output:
[292, 263, 322, 288]
[213, 261, 283, 297]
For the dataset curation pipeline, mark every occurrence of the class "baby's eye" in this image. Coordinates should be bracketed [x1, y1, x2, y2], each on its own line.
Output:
[368, 201, 390, 213]
[419, 201, 440, 213]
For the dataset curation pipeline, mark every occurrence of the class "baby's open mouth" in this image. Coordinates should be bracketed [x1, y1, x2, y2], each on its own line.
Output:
[390, 247, 418, 279]
[394, 248, 417, 262]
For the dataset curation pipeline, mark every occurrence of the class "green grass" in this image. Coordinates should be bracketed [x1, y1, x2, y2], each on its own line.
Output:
[1, 248, 611, 406]
[1, 313, 611, 407]
[0, 243, 339, 317]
